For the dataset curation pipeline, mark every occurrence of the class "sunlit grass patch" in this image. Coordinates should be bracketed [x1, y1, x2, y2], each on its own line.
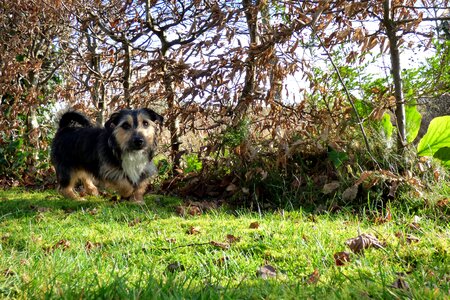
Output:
[0, 188, 449, 299]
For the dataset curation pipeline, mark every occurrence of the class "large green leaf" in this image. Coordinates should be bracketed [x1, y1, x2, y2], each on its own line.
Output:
[405, 102, 422, 143]
[433, 147, 450, 167]
[417, 116, 450, 156]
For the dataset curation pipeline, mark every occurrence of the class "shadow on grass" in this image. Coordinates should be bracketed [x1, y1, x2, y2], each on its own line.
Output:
[0, 188, 183, 221]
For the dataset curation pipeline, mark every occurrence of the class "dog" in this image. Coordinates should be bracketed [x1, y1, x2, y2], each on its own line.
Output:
[51, 108, 163, 204]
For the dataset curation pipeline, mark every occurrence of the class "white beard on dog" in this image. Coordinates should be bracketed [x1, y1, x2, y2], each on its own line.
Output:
[121, 151, 156, 185]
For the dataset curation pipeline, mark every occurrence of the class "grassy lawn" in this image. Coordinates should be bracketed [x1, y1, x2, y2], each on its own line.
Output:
[0, 188, 449, 299]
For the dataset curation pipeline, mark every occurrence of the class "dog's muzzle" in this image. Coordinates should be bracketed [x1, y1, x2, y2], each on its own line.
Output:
[130, 135, 146, 150]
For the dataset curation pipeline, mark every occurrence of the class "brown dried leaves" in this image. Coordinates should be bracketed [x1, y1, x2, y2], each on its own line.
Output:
[345, 233, 385, 254]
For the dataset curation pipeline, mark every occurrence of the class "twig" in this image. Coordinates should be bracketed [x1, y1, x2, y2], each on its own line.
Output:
[154, 242, 211, 251]
[314, 33, 381, 170]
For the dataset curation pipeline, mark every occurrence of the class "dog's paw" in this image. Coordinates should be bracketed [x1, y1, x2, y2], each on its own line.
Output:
[131, 199, 145, 205]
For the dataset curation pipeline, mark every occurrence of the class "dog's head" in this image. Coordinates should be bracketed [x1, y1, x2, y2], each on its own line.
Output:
[105, 108, 163, 158]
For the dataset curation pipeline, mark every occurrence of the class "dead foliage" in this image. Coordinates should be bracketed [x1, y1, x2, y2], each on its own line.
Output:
[249, 222, 260, 229]
[345, 233, 385, 254]
[186, 226, 201, 235]
[256, 265, 277, 279]
[0, 0, 445, 213]
[85, 241, 103, 252]
[209, 241, 230, 250]
[333, 251, 351, 266]
[43, 239, 71, 254]
[166, 262, 185, 273]
[306, 269, 320, 284]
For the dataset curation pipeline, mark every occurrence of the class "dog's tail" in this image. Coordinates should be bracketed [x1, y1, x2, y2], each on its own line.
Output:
[57, 111, 93, 129]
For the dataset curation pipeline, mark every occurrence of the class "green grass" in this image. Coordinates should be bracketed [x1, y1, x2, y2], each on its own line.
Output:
[0, 188, 449, 299]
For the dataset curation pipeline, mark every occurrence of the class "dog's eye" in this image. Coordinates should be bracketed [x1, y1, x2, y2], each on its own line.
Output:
[121, 123, 131, 130]
[142, 120, 149, 127]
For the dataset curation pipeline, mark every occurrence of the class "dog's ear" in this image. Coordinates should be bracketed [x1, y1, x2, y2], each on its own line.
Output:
[143, 108, 163, 125]
[104, 112, 121, 130]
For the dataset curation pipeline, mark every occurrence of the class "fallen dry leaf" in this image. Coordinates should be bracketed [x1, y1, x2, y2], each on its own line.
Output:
[188, 206, 202, 216]
[249, 222, 260, 229]
[215, 256, 230, 266]
[85, 241, 102, 252]
[256, 265, 277, 279]
[30, 205, 50, 212]
[395, 231, 404, 239]
[87, 208, 99, 215]
[405, 234, 420, 244]
[387, 181, 399, 199]
[3, 268, 15, 277]
[176, 205, 202, 216]
[186, 226, 201, 235]
[374, 207, 392, 224]
[433, 169, 440, 181]
[56, 239, 70, 249]
[333, 251, 351, 266]
[166, 262, 185, 273]
[128, 218, 141, 227]
[322, 181, 340, 194]
[175, 206, 186, 216]
[409, 222, 421, 231]
[226, 183, 238, 192]
[394, 231, 420, 245]
[342, 185, 358, 202]
[302, 234, 309, 242]
[210, 241, 230, 250]
[436, 198, 449, 207]
[226, 234, 241, 244]
[44, 239, 71, 253]
[307, 268, 320, 284]
[391, 277, 410, 290]
[345, 233, 384, 254]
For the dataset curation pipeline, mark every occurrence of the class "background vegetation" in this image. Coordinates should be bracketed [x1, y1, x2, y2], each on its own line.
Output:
[1, 0, 450, 207]
[1, 2, 450, 298]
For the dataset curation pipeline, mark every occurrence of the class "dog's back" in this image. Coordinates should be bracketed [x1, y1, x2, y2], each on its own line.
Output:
[57, 111, 93, 130]
[52, 111, 104, 178]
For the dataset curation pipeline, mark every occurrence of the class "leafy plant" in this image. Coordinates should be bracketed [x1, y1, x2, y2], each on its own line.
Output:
[417, 116, 450, 166]
[380, 113, 394, 140]
[405, 101, 422, 143]
[183, 154, 203, 173]
[221, 119, 250, 149]
[328, 147, 348, 168]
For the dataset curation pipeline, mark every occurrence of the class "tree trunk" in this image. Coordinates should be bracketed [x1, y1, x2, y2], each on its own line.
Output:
[28, 105, 40, 163]
[232, 0, 259, 126]
[383, 0, 406, 150]
[162, 57, 181, 172]
[123, 42, 131, 107]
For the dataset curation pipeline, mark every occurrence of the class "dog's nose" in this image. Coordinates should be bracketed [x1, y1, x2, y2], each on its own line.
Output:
[133, 137, 145, 148]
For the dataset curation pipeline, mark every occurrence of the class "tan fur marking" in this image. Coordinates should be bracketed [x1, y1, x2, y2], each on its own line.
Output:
[137, 114, 157, 146]
[81, 175, 99, 196]
[131, 178, 150, 204]
[114, 115, 134, 151]
[59, 170, 88, 200]
[106, 178, 134, 198]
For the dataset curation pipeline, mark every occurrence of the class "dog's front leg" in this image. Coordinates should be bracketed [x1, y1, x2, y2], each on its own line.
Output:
[130, 179, 150, 205]
[112, 179, 134, 199]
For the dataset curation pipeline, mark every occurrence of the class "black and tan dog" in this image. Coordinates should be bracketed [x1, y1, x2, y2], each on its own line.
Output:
[51, 108, 163, 204]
